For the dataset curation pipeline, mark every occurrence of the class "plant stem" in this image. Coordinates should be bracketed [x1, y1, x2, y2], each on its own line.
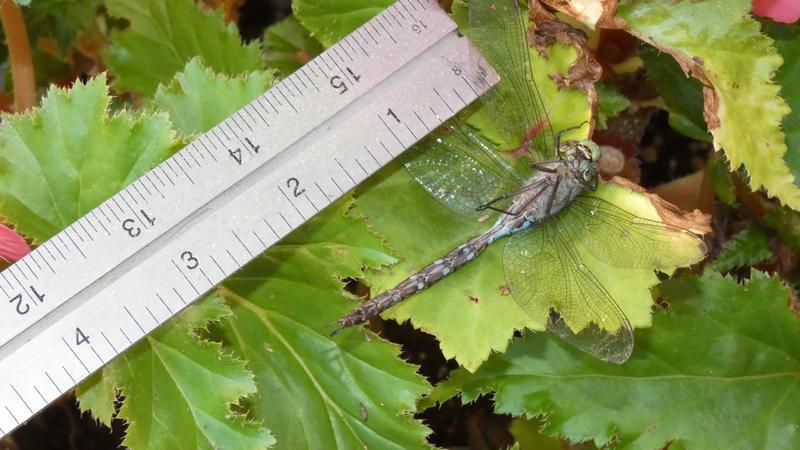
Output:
[1, 0, 35, 112]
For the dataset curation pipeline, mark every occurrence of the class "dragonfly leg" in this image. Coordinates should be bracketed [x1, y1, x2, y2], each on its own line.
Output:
[554, 121, 590, 157]
[545, 175, 562, 215]
[531, 162, 557, 173]
[477, 180, 548, 215]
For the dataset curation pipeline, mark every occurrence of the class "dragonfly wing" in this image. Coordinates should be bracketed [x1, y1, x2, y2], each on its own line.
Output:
[405, 119, 529, 217]
[468, 0, 557, 163]
[563, 196, 708, 269]
[503, 218, 634, 363]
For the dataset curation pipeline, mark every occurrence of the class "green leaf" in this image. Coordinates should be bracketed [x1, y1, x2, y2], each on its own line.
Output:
[0, 74, 178, 243]
[596, 82, 630, 130]
[509, 417, 570, 450]
[22, 0, 102, 55]
[262, 15, 324, 76]
[618, 0, 799, 209]
[105, 0, 262, 96]
[763, 22, 800, 190]
[154, 58, 275, 136]
[639, 44, 710, 141]
[214, 199, 433, 449]
[427, 271, 800, 449]
[292, 0, 394, 47]
[709, 226, 774, 272]
[78, 293, 273, 450]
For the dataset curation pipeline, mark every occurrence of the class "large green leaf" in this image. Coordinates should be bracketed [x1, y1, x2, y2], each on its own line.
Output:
[618, 0, 799, 209]
[0, 74, 177, 243]
[292, 0, 394, 47]
[426, 271, 800, 449]
[77, 294, 272, 449]
[154, 58, 275, 136]
[104, 0, 262, 96]
[214, 199, 433, 449]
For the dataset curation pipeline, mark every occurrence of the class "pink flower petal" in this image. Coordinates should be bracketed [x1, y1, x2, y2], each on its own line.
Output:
[753, 0, 800, 24]
[0, 223, 32, 262]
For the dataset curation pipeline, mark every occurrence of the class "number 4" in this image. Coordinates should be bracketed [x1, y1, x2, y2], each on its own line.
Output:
[75, 327, 91, 346]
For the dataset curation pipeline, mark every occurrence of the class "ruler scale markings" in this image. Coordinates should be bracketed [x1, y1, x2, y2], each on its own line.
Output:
[0, 1, 498, 437]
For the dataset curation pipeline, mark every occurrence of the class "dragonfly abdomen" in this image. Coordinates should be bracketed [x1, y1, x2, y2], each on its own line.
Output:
[334, 226, 500, 332]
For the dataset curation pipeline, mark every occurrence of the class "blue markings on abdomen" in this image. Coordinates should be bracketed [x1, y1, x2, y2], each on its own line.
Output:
[488, 219, 534, 244]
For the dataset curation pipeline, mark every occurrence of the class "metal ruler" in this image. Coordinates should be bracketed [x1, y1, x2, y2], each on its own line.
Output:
[0, 0, 498, 438]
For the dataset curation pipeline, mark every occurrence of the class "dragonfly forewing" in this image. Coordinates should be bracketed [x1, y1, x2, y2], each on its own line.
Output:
[468, 0, 557, 162]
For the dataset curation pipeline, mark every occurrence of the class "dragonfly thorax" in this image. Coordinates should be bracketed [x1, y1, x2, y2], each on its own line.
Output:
[492, 141, 600, 238]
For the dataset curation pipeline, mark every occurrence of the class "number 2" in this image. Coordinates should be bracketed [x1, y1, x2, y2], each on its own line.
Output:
[287, 178, 306, 197]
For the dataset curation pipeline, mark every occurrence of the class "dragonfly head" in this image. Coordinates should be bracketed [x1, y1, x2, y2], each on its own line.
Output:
[561, 140, 600, 183]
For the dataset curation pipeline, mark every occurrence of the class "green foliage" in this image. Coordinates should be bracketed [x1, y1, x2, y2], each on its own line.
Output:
[262, 16, 324, 76]
[78, 293, 272, 449]
[596, 82, 630, 130]
[639, 44, 709, 141]
[619, 0, 798, 209]
[427, 271, 800, 449]
[292, 0, 394, 47]
[22, 0, 102, 55]
[104, 0, 262, 96]
[709, 226, 774, 272]
[154, 58, 275, 136]
[0, 75, 178, 243]
[214, 200, 432, 449]
[763, 22, 800, 188]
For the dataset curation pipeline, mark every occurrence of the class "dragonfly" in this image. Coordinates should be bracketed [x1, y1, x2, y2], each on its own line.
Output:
[334, 0, 706, 363]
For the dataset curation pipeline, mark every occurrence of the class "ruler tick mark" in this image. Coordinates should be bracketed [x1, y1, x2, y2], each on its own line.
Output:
[172, 287, 187, 305]
[252, 231, 267, 250]
[330, 176, 344, 194]
[209, 254, 227, 277]
[90, 346, 104, 364]
[62, 366, 76, 384]
[364, 146, 381, 166]
[334, 158, 358, 186]
[145, 306, 159, 325]
[61, 337, 89, 373]
[120, 328, 132, 344]
[226, 249, 240, 266]
[10, 385, 33, 414]
[124, 306, 146, 334]
[277, 186, 306, 220]
[5, 407, 18, 425]
[101, 331, 118, 354]
[33, 385, 46, 404]
[278, 212, 293, 230]
[263, 218, 279, 238]
[45, 371, 60, 392]
[171, 260, 200, 295]
[232, 231, 254, 257]
[156, 293, 173, 314]
[354, 157, 370, 175]
[379, 115, 405, 146]
[379, 140, 394, 157]
[198, 267, 213, 286]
